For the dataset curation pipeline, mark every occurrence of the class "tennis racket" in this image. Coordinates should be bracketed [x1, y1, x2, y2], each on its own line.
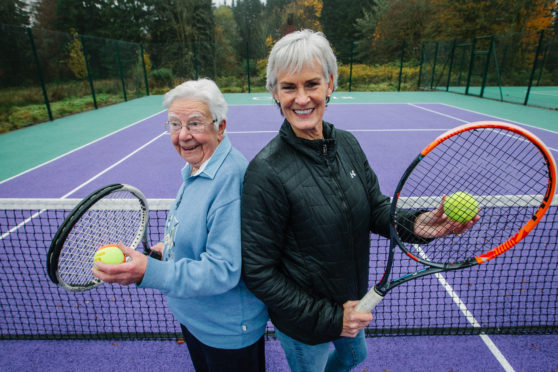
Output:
[47, 183, 161, 292]
[355, 121, 556, 313]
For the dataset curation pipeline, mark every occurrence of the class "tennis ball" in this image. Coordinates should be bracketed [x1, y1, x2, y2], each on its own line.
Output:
[444, 192, 479, 223]
[93, 245, 125, 265]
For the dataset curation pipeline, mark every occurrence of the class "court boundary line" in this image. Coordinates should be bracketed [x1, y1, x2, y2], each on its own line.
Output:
[437, 103, 558, 135]
[409, 103, 558, 153]
[0, 110, 166, 185]
[413, 244, 516, 372]
[1, 132, 166, 242]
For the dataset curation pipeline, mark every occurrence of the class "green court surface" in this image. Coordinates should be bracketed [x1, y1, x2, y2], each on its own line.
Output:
[442, 86, 558, 110]
[1, 91, 557, 182]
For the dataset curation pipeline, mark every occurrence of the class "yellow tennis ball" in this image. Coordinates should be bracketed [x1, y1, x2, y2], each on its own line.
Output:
[444, 192, 479, 223]
[93, 245, 125, 265]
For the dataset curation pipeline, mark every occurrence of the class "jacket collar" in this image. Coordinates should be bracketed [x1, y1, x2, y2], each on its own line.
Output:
[181, 135, 232, 181]
[279, 119, 337, 161]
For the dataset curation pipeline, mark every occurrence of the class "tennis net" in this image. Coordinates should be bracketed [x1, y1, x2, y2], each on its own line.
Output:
[0, 197, 557, 340]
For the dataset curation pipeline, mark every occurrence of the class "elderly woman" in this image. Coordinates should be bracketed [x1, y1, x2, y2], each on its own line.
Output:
[241, 30, 477, 371]
[93, 78, 268, 372]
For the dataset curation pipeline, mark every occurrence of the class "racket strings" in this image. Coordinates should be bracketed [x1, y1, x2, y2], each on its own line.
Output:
[394, 127, 550, 265]
[57, 191, 144, 288]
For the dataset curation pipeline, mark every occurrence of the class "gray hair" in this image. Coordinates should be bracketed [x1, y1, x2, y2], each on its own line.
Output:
[162, 78, 227, 130]
[266, 29, 338, 94]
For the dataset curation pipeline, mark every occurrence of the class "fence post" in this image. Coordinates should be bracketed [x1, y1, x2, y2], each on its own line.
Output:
[81, 35, 97, 109]
[465, 37, 477, 95]
[26, 27, 53, 121]
[430, 42, 439, 89]
[417, 44, 425, 90]
[193, 41, 199, 80]
[397, 40, 405, 92]
[114, 40, 127, 102]
[349, 40, 354, 92]
[245, 40, 251, 93]
[479, 35, 493, 98]
[524, 30, 545, 105]
[446, 40, 456, 91]
[140, 44, 149, 96]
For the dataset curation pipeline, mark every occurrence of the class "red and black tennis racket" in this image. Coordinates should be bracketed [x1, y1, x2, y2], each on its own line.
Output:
[355, 121, 556, 312]
[47, 184, 161, 292]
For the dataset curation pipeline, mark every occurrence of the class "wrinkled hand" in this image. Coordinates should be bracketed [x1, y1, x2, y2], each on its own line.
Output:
[150, 241, 164, 255]
[92, 242, 148, 286]
[414, 195, 480, 239]
[340, 300, 373, 338]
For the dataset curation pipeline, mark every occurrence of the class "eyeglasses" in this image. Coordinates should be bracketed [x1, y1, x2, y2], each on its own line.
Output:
[165, 118, 218, 134]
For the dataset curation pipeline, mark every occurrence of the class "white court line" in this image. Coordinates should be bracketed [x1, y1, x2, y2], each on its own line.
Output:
[0, 110, 166, 185]
[531, 90, 558, 97]
[58, 132, 166, 199]
[437, 103, 558, 135]
[1, 132, 167, 241]
[409, 103, 558, 153]
[407, 103, 470, 123]
[413, 244, 516, 372]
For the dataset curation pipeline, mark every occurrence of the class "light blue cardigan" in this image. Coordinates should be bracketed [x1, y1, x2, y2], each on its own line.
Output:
[139, 136, 268, 349]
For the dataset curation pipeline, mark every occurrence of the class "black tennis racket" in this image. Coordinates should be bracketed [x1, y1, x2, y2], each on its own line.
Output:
[47, 184, 161, 292]
[355, 121, 557, 312]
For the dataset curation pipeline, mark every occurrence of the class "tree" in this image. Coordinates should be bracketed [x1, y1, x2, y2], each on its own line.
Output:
[425, 0, 555, 41]
[0, 1, 31, 86]
[321, 0, 375, 61]
[98, 0, 155, 43]
[371, 0, 433, 62]
[353, 0, 387, 63]
[32, 0, 57, 30]
[147, 0, 215, 79]
[233, 0, 266, 61]
[65, 30, 87, 79]
[281, 0, 323, 34]
[0, 0, 30, 26]
[214, 5, 242, 76]
[424, 0, 556, 71]
[53, 0, 104, 35]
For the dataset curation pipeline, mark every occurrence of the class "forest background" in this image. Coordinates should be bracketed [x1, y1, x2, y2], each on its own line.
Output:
[1, 0, 557, 132]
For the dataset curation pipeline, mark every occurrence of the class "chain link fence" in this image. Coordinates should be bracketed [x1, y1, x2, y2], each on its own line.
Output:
[1, 24, 556, 133]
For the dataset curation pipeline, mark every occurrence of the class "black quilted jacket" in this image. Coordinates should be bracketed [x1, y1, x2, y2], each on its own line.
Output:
[241, 120, 419, 345]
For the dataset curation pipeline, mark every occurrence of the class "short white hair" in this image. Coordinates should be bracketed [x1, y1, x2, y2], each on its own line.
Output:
[266, 29, 338, 94]
[162, 78, 227, 130]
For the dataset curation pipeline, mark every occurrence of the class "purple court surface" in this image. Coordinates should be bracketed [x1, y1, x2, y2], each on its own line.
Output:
[1, 93, 557, 371]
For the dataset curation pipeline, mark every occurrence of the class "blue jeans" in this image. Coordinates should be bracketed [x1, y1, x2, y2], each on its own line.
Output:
[275, 328, 367, 372]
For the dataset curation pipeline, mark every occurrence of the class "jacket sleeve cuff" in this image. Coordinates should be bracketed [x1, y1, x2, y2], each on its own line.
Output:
[137, 257, 172, 292]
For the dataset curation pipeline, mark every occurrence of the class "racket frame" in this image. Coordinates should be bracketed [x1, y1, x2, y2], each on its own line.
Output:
[356, 121, 556, 312]
[47, 184, 150, 292]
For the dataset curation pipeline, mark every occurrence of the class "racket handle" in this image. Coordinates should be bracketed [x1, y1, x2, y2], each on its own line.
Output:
[355, 287, 384, 313]
[146, 249, 162, 260]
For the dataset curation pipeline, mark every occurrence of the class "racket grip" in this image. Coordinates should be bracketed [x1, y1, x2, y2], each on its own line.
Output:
[355, 287, 384, 313]
[146, 250, 162, 260]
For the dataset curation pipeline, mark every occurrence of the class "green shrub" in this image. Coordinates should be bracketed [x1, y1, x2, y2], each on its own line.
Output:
[149, 68, 174, 90]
